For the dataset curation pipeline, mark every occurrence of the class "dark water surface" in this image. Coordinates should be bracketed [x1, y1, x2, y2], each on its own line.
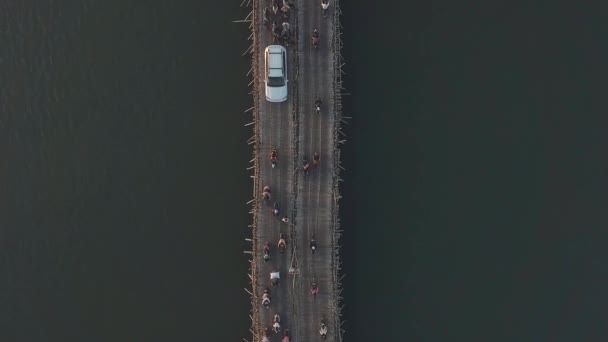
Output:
[1, 1, 251, 341]
[340, 1, 608, 342]
[2, 1, 608, 341]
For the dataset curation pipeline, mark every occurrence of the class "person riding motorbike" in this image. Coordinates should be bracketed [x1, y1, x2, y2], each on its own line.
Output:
[320, 319, 328, 339]
[321, 0, 329, 17]
[263, 242, 271, 262]
[281, 0, 290, 13]
[263, 7, 270, 26]
[282, 329, 290, 342]
[263, 327, 272, 342]
[313, 152, 320, 167]
[272, 0, 279, 14]
[314, 98, 322, 114]
[278, 233, 287, 253]
[310, 235, 317, 254]
[270, 269, 280, 286]
[303, 157, 310, 177]
[272, 22, 280, 42]
[311, 281, 319, 298]
[273, 313, 281, 333]
[312, 29, 320, 48]
[263, 186, 271, 201]
[262, 293, 270, 307]
[280, 22, 290, 46]
[271, 149, 278, 168]
[262, 289, 271, 307]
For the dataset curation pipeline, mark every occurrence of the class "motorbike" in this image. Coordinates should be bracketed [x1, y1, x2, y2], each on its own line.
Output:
[263, 242, 271, 262]
[282, 329, 290, 342]
[262, 289, 271, 309]
[310, 239, 317, 254]
[272, 23, 282, 43]
[271, 150, 278, 169]
[314, 98, 322, 115]
[273, 202, 280, 218]
[322, 1, 329, 17]
[278, 233, 287, 253]
[273, 314, 281, 333]
[281, 22, 290, 36]
[263, 7, 270, 26]
[303, 158, 310, 178]
[311, 282, 319, 298]
[271, 270, 280, 287]
[312, 30, 319, 49]
[320, 320, 328, 340]
[263, 187, 271, 202]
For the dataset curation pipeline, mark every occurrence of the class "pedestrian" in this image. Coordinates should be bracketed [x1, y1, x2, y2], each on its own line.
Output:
[281, 216, 289, 223]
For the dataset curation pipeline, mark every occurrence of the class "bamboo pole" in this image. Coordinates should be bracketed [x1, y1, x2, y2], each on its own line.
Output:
[331, 2, 346, 340]
[246, 2, 261, 342]
[244, 11, 252, 22]
[242, 44, 253, 56]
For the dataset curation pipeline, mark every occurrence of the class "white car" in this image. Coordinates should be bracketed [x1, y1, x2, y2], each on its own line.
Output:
[264, 45, 288, 103]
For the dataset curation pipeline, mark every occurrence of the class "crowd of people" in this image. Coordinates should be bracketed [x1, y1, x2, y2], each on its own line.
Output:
[264, 0, 295, 46]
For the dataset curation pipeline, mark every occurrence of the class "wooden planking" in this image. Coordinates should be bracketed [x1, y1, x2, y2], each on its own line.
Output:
[245, 0, 345, 341]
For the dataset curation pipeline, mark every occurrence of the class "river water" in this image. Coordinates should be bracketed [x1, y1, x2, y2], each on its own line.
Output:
[1, 1, 606, 341]
[340, 2, 607, 341]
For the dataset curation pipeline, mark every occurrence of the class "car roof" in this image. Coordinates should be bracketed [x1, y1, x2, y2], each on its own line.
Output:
[266, 45, 286, 54]
[268, 52, 283, 70]
[269, 68, 283, 77]
[265, 45, 286, 79]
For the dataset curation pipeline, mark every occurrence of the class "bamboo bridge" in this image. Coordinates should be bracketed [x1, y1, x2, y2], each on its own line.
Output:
[240, 0, 345, 341]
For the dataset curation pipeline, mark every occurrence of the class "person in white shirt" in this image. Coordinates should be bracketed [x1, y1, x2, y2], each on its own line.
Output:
[321, 0, 330, 17]
[273, 313, 281, 333]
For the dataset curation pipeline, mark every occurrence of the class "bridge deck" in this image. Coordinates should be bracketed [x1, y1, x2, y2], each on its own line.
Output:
[249, 0, 342, 341]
